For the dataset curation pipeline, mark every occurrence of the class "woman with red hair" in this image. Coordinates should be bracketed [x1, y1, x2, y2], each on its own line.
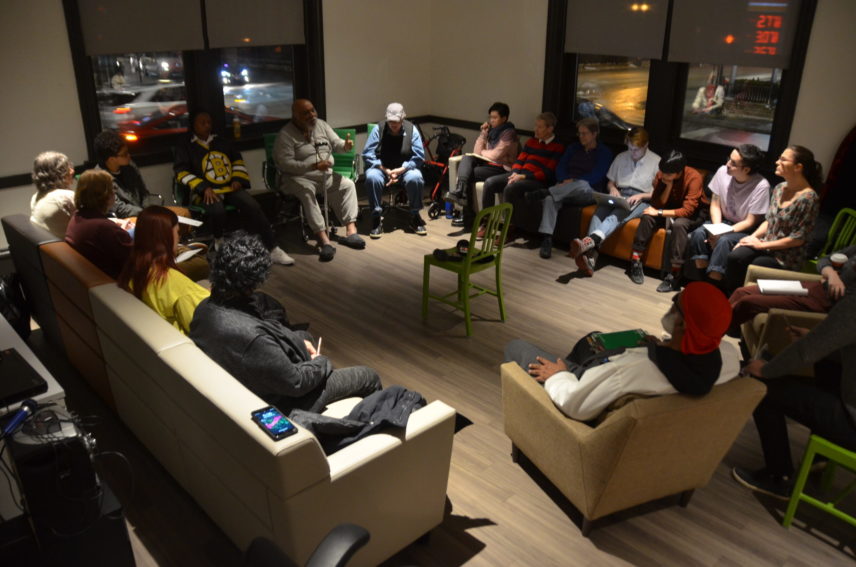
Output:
[505, 282, 739, 421]
[117, 206, 209, 334]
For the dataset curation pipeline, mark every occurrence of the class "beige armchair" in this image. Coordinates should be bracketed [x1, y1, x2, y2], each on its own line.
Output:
[739, 265, 826, 369]
[500, 362, 766, 534]
[448, 155, 497, 215]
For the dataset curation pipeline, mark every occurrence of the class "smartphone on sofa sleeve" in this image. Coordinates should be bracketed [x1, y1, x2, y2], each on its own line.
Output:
[251, 406, 298, 440]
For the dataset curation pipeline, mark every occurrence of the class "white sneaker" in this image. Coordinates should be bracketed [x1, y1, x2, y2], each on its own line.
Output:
[269, 246, 295, 265]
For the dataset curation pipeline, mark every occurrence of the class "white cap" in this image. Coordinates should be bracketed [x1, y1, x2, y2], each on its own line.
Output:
[385, 102, 406, 122]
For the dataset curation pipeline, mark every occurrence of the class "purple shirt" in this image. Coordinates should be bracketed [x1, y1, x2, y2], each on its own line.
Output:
[708, 165, 770, 223]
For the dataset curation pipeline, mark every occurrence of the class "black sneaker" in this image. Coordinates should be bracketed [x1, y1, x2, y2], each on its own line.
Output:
[629, 259, 644, 284]
[539, 236, 552, 259]
[732, 467, 792, 501]
[451, 217, 465, 227]
[318, 243, 336, 262]
[370, 216, 383, 239]
[411, 213, 427, 236]
[656, 273, 681, 293]
[525, 188, 550, 203]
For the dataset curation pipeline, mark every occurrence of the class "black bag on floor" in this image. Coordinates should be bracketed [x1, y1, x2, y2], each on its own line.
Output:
[0, 273, 31, 340]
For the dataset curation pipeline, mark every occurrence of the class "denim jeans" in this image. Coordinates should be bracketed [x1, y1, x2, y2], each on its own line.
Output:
[587, 187, 647, 242]
[688, 223, 748, 276]
[365, 167, 424, 214]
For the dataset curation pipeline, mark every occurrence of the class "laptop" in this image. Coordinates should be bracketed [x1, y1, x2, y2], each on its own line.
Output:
[0, 348, 48, 408]
[592, 192, 633, 211]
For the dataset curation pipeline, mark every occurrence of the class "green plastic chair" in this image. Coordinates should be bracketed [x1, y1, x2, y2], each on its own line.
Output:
[803, 207, 856, 273]
[422, 203, 513, 336]
[332, 128, 358, 181]
[783, 434, 856, 530]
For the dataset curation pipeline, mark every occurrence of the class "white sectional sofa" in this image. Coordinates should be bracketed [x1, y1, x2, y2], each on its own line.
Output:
[85, 282, 456, 565]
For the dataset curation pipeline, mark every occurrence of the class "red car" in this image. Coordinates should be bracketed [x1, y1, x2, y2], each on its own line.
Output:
[116, 104, 275, 143]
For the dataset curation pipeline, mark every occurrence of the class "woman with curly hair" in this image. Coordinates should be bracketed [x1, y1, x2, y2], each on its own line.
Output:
[190, 232, 381, 413]
[117, 206, 209, 334]
[30, 151, 76, 237]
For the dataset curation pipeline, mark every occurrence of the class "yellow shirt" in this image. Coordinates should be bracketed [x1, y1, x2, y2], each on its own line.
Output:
[139, 268, 210, 334]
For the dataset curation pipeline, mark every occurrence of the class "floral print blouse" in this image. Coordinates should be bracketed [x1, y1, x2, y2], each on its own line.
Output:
[763, 182, 820, 269]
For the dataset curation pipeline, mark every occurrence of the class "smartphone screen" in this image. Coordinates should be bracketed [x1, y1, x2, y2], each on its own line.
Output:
[251, 406, 297, 440]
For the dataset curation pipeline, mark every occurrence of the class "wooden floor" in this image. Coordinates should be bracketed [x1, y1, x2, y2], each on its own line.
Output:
[25, 211, 856, 566]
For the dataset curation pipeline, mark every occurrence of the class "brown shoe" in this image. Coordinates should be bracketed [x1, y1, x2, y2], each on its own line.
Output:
[575, 251, 594, 277]
[569, 236, 595, 258]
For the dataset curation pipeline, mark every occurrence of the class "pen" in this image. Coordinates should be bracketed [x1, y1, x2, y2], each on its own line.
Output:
[316, 337, 322, 355]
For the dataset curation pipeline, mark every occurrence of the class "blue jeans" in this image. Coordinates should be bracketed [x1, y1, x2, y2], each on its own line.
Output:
[539, 180, 593, 235]
[587, 187, 646, 242]
[688, 224, 748, 276]
[365, 167, 424, 215]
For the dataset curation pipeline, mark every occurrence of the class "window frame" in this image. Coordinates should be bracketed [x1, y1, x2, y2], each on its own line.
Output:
[62, 0, 324, 167]
[543, 0, 818, 175]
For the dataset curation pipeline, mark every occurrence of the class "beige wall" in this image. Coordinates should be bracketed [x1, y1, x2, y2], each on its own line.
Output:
[428, 0, 547, 128]
[323, 0, 433, 126]
[789, 0, 856, 172]
[0, 0, 86, 178]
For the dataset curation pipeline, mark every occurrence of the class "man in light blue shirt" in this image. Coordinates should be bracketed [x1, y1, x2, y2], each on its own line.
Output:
[362, 102, 426, 238]
[570, 127, 659, 275]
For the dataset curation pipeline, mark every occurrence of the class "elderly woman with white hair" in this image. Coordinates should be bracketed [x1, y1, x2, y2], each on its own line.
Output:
[30, 151, 76, 237]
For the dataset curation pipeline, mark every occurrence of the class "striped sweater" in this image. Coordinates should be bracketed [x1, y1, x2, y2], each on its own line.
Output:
[512, 137, 565, 185]
[174, 134, 251, 197]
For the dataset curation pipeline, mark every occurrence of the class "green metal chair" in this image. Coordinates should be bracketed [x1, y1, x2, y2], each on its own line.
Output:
[783, 434, 856, 530]
[422, 203, 513, 336]
[803, 207, 856, 273]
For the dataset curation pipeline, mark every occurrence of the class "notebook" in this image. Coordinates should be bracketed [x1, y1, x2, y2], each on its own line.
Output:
[591, 329, 648, 350]
[0, 348, 48, 408]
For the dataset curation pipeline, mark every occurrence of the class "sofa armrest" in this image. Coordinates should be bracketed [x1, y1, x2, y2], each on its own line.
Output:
[744, 264, 823, 286]
[326, 400, 455, 480]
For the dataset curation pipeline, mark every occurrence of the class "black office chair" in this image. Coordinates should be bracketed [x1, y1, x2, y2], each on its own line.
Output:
[243, 524, 370, 567]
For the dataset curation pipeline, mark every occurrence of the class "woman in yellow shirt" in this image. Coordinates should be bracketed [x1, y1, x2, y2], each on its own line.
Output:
[117, 206, 209, 334]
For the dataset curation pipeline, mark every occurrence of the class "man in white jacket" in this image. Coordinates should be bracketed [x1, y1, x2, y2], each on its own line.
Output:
[505, 282, 738, 421]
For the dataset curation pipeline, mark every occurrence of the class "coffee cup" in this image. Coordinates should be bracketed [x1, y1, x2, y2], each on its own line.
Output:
[830, 252, 848, 269]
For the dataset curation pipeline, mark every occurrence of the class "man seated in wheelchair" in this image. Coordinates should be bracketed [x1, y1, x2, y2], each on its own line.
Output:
[274, 99, 365, 262]
[362, 102, 427, 238]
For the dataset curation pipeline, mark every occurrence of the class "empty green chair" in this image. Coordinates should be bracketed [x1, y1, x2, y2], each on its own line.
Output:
[783, 434, 856, 530]
[422, 203, 513, 336]
[803, 207, 856, 273]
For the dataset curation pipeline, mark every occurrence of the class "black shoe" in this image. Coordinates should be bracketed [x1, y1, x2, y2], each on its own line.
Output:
[411, 213, 427, 236]
[629, 259, 644, 284]
[451, 217, 465, 227]
[732, 467, 792, 501]
[339, 233, 366, 250]
[656, 273, 681, 293]
[370, 216, 383, 239]
[525, 188, 550, 203]
[318, 243, 336, 262]
[539, 236, 552, 259]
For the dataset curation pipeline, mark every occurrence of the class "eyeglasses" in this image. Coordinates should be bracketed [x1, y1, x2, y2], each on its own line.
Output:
[727, 158, 744, 168]
[116, 150, 130, 158]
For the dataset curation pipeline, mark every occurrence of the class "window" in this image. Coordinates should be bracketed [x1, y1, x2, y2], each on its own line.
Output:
[680, 63, 781, 151]
[220, 45, 295, 126]
[91, 51, 187, 143]
[575, 54, 650, 130]
[64, 0, 323, 167]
